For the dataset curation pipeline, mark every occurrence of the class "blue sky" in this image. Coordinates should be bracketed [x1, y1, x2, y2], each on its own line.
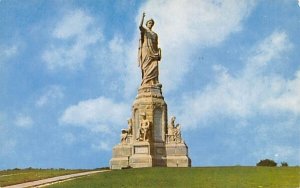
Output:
[0, 0, 300, 169]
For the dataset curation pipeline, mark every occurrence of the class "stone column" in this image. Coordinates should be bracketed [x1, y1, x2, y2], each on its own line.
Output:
[129, 84, 168, 167]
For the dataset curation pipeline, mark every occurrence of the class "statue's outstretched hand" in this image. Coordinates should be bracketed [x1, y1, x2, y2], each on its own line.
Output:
[140, 12, 146, 27]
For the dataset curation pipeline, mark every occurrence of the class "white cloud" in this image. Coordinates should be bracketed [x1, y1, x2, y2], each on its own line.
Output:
[0, 45, 18, 64]
[60, 97, 130, 150]
[36, 85, 64, 107]
[97, 34, 128, 74]
[60, 97, 129, 133]
[245, 31, 292, 74]
[109, 35, 125, 54]
[42, 9, 103, 71]
[53, 10, 93, 39]
[2, 45, 17, 57]
[14, 114, 33, 128]
[142, 0, 255, 47]
[263, 71, 300, 114]
[91, 141, 110, 151]
[177, 31, 298, 129]
[124, 0, 257, 93]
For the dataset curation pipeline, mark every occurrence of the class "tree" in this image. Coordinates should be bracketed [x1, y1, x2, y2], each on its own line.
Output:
[256, 159, 277, 167]
[281, 162, 288, 167]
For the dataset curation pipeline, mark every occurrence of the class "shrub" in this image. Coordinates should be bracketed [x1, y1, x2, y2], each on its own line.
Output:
[256, 159, 277, 167]
[281, 162, 288, 167]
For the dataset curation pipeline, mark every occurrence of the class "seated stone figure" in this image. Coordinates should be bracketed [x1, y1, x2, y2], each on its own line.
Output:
[127, 118, 133, 135]
[167, 116, 182, 143]
[120, 118, 133, 144]
[167, 116, 175, 142]
[121, 129, 129, 143]
[174, 123, 182, 143]
[137, 113, 151, 141]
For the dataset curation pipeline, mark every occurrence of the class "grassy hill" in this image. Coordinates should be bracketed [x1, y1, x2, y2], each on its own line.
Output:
[47, 167, 300, 188]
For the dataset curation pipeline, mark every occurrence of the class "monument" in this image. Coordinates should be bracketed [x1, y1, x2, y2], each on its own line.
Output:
[110, 13, 191, 169]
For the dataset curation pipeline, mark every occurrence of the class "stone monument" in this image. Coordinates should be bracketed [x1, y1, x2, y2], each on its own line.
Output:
[110, 13, 191, 169]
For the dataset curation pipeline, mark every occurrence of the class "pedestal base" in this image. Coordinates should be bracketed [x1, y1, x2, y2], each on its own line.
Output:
[165, 143, 191, 167]
[166, 156, 191, 167]
[110, 144, 132, 169]
[129, 142, 152, 168]
[129, 155, 152, 168]
[110, 157, 130, 169]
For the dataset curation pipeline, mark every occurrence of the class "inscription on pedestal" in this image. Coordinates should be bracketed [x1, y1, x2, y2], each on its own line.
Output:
[134, 146, 149, 154]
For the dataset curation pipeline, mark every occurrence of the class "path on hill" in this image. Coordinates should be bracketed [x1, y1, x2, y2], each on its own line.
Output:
[3, 170, 110, 188]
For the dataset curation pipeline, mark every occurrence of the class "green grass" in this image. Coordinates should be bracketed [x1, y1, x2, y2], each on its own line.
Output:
[47, 167, 300, 188]
[0, 168, 88, 187]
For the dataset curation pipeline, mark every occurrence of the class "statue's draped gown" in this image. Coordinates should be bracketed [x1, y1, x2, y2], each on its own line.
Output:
[138, 26, 161, 86]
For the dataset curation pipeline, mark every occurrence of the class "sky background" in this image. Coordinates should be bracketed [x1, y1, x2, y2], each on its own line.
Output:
[1, 0, 300, 169]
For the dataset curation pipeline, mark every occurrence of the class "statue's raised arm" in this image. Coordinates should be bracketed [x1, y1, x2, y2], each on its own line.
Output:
[137, 12, 161, 86]
[139, 12, 145, 29]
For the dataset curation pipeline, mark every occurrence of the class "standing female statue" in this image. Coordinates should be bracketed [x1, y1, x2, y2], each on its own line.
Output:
[138, 12, 161, 86]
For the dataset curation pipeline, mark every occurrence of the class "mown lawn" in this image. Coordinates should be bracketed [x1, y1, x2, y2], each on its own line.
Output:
[0, 168, 88, 187]
[48, 167, 300, 188]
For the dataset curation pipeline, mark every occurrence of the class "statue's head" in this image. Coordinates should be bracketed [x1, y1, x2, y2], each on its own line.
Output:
[146, 19, 155, 29]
